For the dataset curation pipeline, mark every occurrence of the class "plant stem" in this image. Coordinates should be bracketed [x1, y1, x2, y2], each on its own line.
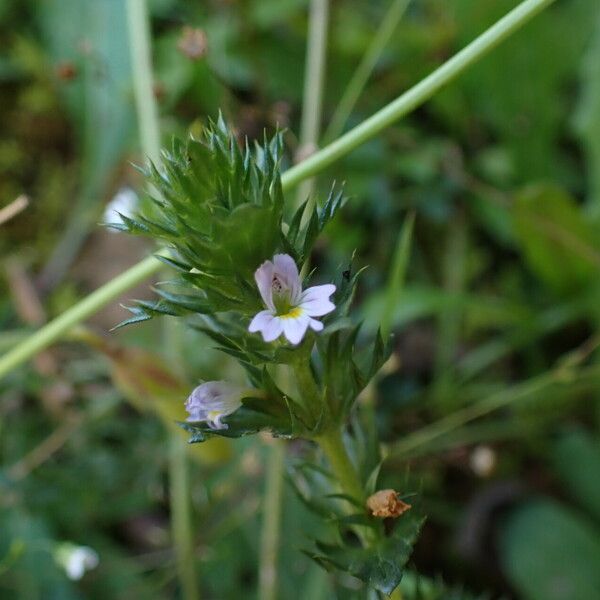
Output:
[323, 0, 411, 144]
[295, 0, 330, 210]
[283, 0, 557, 189]
[258, 441, 286, 600]
[432, 209, 467, 411]
[127, 3, 198, 599]
[0, 0, 557, 381]
[390, 363, 600, 459]
[318, 428, 364, 504]
[0, 255, 159, 379]
[169, 435, 199, 600]
[380, 211, 415, 338]
[126, 0, 161, 163]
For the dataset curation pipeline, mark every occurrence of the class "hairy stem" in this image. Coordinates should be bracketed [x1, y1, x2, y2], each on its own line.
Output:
[0, 0, 557, 381]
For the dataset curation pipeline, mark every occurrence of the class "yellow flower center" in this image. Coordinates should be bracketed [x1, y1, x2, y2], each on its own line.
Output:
[278, 307, 303, 320]
[208, 410, 221, 420]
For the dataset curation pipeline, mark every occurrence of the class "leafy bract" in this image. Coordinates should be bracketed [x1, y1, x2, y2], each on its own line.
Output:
[112, 116, 345, 325]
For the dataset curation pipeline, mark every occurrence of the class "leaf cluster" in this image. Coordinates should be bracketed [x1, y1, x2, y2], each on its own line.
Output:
[111, 116, 344, 326]
[287, 432, 424, 596]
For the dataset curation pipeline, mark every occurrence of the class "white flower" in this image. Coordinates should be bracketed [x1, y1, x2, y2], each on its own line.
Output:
[102, 186, 139, 229]
[249, 254, 336, 345]
[185, 381, 248, 430]
[55, 543, 99, 581]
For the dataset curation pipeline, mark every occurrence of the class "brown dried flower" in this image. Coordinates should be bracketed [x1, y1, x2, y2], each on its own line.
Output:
[177, 26, 208, 61]
[366, 489, 411, 518]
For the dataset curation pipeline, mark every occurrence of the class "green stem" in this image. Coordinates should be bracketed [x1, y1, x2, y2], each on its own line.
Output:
[283, 0, 557, 189]
[295, 0, 330, 210]
[169, 435, 199, 600]
[127, 3, 198, 598]
[318, 428, 364, 504]
[258, 442, 286, 600]
[432, 209, 467, 410]
[0, 0, 557, 381]
[390, 363, 600, 459]
[0, 255, 159, 379]
[323, 0, 411, 144]
[126, 0, 161, 163]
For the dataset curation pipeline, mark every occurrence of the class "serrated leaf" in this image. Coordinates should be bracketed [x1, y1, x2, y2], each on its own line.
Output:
[310, 510, 425, 595]
[324, 493, 365, 509]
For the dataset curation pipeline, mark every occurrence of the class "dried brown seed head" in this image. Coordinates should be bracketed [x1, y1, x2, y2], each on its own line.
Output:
[366, 489, 411, 518]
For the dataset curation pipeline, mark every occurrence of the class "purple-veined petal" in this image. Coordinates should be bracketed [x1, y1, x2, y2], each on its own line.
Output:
[254, 260, 275, 311]
[262, 316, 284, 342]
[249, 310, 275, 333]
[308, 318, 324, 332]
[300, 284, 336, 317]
[273, 254, 301, 304]
[281, 314, 310, 345]
[186, 408, 208, 422]
[185, 381, 244, 423]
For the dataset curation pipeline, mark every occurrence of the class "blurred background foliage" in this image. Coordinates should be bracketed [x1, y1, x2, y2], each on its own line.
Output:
[1, 0, 600, 598]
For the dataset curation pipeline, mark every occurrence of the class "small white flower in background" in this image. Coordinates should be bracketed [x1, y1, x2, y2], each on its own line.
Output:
[469, 445, 496, 478]
[249, 254, 336, 345]
[102, 186, 139, 228]
[185, 381, 249, 430]
[55, 543, 99, 581]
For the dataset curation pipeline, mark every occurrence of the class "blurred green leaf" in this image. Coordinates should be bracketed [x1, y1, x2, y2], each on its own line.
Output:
[574, 13, 600, 217]
[436, 0, 599, 183]
[553, 429, 600, 522]
[513, 184, 600, 293]
[500, 499, 600, 600]
[37, 0, 136, 284]
[381, 212, 414, 337]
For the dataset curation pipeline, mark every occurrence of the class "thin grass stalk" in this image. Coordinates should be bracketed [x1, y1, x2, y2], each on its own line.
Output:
[390, 363, 600, 459]
[126, 2, 198, 598]
[295, 0, 330, 211]
[322, 0, 411, 144]
[126, 0, 161, 163]
[432, 210, 468, 411]
[282, 0, 557, 189]
[380, 211, 415, 338]
[258, 442, 286, 600]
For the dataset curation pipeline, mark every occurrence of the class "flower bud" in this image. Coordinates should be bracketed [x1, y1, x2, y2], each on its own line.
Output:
[185, 381, 249, 430]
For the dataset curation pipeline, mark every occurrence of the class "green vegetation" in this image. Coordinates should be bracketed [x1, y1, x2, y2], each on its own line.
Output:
[1, 0, 600, 598]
